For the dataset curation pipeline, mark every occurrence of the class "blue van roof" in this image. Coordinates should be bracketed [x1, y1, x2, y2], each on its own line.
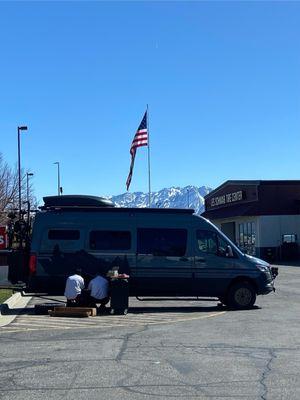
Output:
[40, 206, 195, 215]
[40, 195, 195, 214]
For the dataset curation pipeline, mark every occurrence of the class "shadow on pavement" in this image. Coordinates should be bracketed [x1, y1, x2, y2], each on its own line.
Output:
[129, 305, 222, 314]
[1, 306, 37, 316]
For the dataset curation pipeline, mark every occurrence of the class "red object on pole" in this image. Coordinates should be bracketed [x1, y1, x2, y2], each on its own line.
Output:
[0, 226, 7, 249]
[126, 111, 148, 191]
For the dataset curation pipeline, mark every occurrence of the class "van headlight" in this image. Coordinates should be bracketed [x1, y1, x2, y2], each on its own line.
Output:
[256, 264, 270, 273]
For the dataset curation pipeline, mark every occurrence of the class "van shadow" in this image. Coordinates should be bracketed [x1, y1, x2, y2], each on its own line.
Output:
[128, 305, 223, 314]
[126, 305, 261, 314]
[2, 302, 261, 317]
[1, 306, 38, 316]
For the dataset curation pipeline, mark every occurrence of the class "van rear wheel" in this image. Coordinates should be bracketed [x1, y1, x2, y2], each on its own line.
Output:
[227, 282, 256, 309]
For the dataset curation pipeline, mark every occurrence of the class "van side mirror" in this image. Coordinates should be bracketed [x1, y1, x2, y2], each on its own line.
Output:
[226, 245, 234, 258]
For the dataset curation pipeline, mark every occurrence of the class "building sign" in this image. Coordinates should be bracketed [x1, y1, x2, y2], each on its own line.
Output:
[210, 190, 244, 208]
[0, 226, 7, 249]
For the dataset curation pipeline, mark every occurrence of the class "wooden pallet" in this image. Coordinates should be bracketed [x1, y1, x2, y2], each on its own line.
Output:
[48, 307, 97, 318]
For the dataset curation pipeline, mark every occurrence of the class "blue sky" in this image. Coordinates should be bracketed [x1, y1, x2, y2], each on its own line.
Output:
[1, 1, 300, 203]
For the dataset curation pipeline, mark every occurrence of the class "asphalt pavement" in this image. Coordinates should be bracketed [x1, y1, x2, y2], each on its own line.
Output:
[0, 265, 299, 400]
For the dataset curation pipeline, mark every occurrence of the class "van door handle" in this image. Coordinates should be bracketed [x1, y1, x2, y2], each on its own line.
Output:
[195, 257, 205, 263]
[180, 257, 189, 262]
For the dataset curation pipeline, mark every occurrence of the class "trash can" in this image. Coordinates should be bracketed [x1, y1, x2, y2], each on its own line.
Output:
[110, 278, 129, 315]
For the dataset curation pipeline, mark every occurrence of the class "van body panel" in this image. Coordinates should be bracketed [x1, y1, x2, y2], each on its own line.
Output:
[26, 207, 276, 300]
[30, 211, 137, 293]
[134, 214, 193, 296]
[191, 215, 235, 295]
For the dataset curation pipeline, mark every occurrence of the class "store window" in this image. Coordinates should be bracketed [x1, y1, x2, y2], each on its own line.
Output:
[238, 222, 256, 255]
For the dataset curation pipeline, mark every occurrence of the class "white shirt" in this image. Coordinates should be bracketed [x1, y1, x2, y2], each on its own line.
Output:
[88, 275, 109, 300]
[64, 274, 85, 300]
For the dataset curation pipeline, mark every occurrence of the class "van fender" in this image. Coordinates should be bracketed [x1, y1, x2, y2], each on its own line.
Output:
[226, 276, 258, 294]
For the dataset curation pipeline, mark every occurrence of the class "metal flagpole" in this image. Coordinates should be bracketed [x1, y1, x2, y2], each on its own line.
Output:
[147, 104, 151, 208]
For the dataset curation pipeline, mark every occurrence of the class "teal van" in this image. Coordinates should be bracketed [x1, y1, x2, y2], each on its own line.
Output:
[24, 195, 277, 309]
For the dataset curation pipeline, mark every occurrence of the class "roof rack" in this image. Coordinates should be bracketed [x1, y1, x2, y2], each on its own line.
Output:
[41, 195, 115, 210]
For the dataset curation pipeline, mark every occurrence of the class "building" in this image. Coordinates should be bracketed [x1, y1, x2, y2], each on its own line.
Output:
[202, 180, 300, 261]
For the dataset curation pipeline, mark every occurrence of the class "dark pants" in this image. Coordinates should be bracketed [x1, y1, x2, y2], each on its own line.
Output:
[66, 296, 81, 307]
[89, 296, 110, 309]
[67, 292, 110, 309]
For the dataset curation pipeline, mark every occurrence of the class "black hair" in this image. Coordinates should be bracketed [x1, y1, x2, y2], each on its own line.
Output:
[74, 268, 82, 275]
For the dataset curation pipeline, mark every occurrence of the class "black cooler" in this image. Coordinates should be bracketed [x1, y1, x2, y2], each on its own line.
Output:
[110, 278, 129, 315]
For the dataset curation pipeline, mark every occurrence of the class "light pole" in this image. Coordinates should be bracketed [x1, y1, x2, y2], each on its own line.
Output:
[17, 126, 28, 219]
[26, 172, 34, 227]
[54, 162, 61, 195]
[26, 172, 34, 203]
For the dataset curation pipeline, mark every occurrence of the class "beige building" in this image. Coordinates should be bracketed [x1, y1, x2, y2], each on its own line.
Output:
[202, 180, 300, 262]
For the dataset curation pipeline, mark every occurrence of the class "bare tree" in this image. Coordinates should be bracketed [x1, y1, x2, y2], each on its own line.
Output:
[0, 153, 36, 226]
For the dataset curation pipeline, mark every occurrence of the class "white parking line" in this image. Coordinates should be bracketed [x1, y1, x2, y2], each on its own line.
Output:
[0, 311, 227, 333]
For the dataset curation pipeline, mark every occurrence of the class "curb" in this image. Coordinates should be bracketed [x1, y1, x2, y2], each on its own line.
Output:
[0, 292, 21, 315]
[0, 291, 32, 327]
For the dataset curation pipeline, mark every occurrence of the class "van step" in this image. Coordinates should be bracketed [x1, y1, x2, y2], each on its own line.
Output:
[136, 297, 219, 302]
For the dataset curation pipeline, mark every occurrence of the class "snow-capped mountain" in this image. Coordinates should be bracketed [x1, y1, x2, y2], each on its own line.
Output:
[109, 185, 212, 215]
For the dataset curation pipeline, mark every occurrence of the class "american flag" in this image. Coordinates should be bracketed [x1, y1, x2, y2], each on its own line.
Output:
[126, 111, 148, 190]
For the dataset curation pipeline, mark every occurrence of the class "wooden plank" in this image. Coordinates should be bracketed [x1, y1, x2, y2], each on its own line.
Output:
[49, 310, 90, 318]
[53, 307, 97, 316]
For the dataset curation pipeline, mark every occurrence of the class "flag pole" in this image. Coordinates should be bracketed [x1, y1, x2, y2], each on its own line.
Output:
[147, 104, 151, 208]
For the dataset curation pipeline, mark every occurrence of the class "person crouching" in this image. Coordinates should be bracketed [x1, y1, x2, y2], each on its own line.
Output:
[64, 268, 85, 307]
[87, 272, 110, 312]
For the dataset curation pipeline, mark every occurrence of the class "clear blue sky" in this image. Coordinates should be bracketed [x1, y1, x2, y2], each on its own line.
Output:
[1, 1, 300, 203]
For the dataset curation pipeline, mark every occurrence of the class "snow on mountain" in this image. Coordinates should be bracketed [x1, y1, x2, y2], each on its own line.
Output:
[109, 185, 213, 215]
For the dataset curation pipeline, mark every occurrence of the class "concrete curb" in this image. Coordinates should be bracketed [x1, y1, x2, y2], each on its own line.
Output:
[0, 291, 32, 327]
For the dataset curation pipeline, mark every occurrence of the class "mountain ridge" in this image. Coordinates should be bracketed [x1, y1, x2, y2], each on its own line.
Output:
[109, 185, 213, 215]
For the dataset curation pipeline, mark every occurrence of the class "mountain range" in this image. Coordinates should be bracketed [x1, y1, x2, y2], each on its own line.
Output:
[109, 185, 213, 215]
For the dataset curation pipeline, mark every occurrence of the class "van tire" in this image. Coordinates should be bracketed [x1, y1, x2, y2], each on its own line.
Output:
[227, 282, 256, 309]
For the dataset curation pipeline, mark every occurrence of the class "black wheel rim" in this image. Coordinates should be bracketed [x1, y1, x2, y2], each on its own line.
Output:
[234, 287, 252, 306]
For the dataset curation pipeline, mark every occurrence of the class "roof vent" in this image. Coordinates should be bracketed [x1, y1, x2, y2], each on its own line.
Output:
[42, 195, 115, 208]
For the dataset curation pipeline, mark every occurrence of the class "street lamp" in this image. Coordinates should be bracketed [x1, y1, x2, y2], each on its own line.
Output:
[54, 162, 61, 196]
[17, 126, 28, 219]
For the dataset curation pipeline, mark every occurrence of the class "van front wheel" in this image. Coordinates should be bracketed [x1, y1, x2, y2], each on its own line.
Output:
[227, 282, 256, 309]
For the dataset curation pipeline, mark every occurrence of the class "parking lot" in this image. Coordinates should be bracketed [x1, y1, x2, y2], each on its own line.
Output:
[0, 265, 299, 400]
[1, 294, 227, 333]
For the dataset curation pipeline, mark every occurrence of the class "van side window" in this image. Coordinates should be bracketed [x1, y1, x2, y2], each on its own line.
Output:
[197, 230, 233, 258]
[137, 228, 187, 256]
[89, 231, 131, 250]
[48, 230, 80, 240]
[218, 235, 231, 257]
[40, 229, 81, 253]
[197, 230, 218, 254]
